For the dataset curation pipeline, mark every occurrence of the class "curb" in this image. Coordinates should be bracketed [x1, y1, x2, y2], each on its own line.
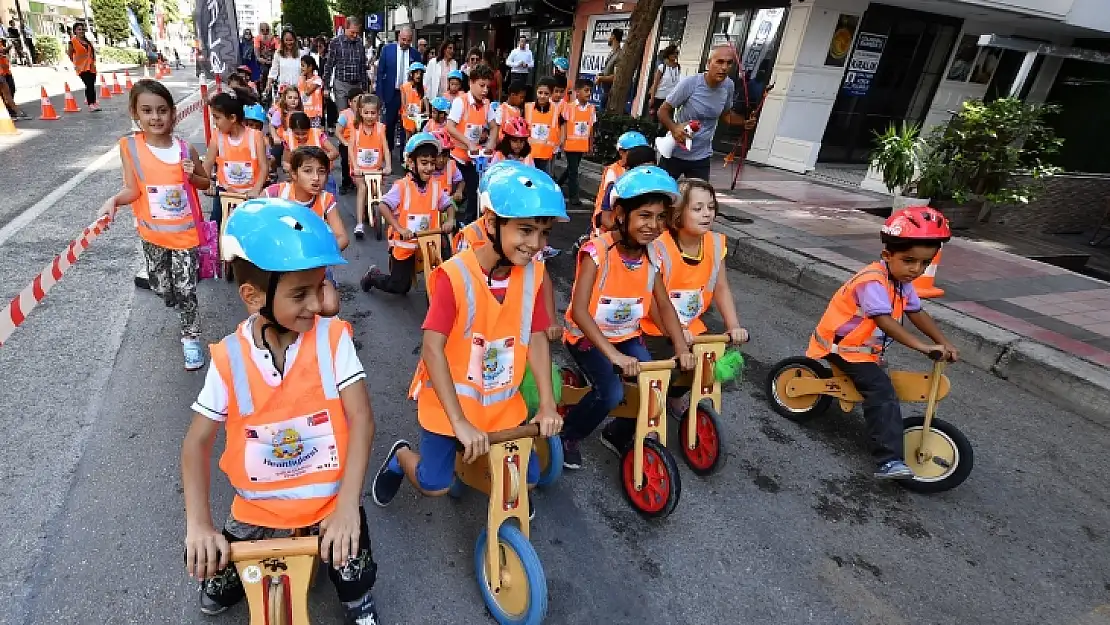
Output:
[561, 158, 1110, 425]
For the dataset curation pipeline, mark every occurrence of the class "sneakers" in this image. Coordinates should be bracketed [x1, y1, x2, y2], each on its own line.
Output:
[89, 103, 101, 112]
[371, 440, 410, 507]
[15, 110, 30, 120]
[133, 275, 151, 290]
[199, 586, 229, 616]
[198, 567, 240, 615]
[562, 438, 582, 470]
[345, 593, 381, 625]
[359, 265, 381, 293]
[354, 223, 366, 239]
[874, 459, 914, 480]
[183, 338, 204, 371]
[600, 426, 630, 457]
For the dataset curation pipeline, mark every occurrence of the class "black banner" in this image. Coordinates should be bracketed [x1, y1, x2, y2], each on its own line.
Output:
[195, 0, 240, 79]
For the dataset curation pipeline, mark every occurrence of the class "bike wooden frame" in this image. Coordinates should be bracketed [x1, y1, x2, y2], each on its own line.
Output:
[230, 535, 320, 625]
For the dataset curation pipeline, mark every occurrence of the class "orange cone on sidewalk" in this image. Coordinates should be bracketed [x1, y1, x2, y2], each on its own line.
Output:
[0, 104, 18, 135]
[63, 83, 80, 112]
[38, 87, 60, 120]
[913, 246, 946, 298]
[124, 71, 134, 90]
[99, 75, 112, 99]
[111, 73, 123, 95]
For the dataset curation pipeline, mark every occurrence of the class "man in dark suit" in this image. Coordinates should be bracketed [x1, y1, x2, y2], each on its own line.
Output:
[375, 27, 422, 154]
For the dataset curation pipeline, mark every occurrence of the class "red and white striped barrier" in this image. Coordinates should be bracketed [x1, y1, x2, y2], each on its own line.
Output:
[0, 214, 112, 347]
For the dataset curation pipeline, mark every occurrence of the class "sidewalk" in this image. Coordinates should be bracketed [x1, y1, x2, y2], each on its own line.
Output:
[571, 157, 1110, 423]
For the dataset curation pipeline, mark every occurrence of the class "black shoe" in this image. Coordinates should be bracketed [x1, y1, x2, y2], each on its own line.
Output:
[562, 438, 582, 470]
[344, 591, 381, 625]
[134, 275, 150, 290]
[360, 265, 379, 293]
[600, 426, 631, 457]
[372, 439, 410, 507]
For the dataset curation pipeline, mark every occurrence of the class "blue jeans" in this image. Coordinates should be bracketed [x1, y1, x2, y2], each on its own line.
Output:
[562, 337, 651, 443]
[416, 428, 539, 491]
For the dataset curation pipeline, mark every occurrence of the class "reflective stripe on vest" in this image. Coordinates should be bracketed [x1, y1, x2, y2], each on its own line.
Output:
[236, 481, 341, 502]
[654, 233, 724, 293]
[217, 129, 259, 162]
[565, 237, 657, 339]
[125, 135, 198, 236]
[223, 316, 339, 417]
[454, 259, 537, 345]
[810, 332, 879, 355]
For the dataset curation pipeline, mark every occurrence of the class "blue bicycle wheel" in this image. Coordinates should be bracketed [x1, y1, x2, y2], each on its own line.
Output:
[474, 524, 548, 625]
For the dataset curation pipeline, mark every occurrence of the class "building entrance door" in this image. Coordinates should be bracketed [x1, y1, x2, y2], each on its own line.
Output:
[818, 3, 960, 163]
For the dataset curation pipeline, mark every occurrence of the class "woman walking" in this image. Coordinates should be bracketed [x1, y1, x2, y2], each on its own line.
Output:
[424, 40, 457, 99]
[264, 29, 305, 103]
[67, 22, 99, 112]
[648, 45, 681, 115]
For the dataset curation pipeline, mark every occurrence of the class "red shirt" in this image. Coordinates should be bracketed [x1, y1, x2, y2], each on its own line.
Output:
[423, 269, 549, 335]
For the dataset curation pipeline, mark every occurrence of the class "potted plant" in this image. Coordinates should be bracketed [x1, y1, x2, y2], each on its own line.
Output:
[870, 121, 931, 210]
[915, 98, 1062, 228]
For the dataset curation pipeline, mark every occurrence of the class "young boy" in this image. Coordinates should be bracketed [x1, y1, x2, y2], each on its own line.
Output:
[525, 77, 562, 174]
[369, 161, 566, 510]
[360, 132, 456, 295]
[447, 63, 500, 224]
[181, 199, 380, 623]
[498, 81, 527, 140]
[560, 77, 596, 207]
[592, 132, 649, 234]
[806, 206, 959, 480]
[335, 86, 364, 194]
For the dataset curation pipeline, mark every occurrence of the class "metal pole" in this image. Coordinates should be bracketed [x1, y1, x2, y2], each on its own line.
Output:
[81, 0, 91, 25]
[12, 0, 30, 63]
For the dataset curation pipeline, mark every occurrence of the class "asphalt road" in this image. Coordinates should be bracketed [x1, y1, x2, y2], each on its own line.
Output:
[2, 72, 1109, 625]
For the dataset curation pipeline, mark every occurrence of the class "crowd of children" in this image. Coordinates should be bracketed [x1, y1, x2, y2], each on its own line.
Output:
[93, 53, 960, 622]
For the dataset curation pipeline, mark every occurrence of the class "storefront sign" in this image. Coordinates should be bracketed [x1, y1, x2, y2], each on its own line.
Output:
[579, 13, 630, 106]
[841, 32, 886, 97]
[824, 14, 859, 67]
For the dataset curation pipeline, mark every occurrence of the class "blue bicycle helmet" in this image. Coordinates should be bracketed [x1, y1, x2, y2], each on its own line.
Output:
[243, 103, 267, 124]
[222, 198, 347, 270]
[408, 61, 426, 73]
[553, 57, 569, 72]
[404, 131, 441, 158]
[447, 69, 464, 81]
[430, 96, 452, 112]
[616, 131, 648, 151]
[612, 165, 680, 203]
[478, 161, 569, 222]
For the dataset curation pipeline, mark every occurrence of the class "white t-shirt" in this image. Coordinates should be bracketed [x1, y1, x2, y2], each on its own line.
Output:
[506, 47, 534, 75]
[655, 63, 681, 99]
[191, 315, 366, 422]
[448, 91, 498, 126]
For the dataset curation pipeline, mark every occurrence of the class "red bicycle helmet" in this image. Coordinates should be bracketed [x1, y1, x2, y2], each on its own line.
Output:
[502, 116, 531, 139]
[881, 206, 951, 243]
[431, 129, 453, 152]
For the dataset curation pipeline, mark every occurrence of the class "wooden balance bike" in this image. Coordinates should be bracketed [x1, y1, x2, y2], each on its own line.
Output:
[363, 173, 386, 241]
[448, 423, 553, 625]
[218, 191, 249, 281]
[228, 535, 320, 625]
[765, 351, 973, 492]
[665, 334, 731, 475]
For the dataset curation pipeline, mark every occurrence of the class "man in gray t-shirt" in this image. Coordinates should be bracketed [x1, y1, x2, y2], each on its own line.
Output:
[658, 45, 753, 182]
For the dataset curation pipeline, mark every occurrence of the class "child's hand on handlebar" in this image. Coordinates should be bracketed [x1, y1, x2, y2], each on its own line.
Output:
[682, 328, 694, 346]
[677, 351, 696, 371]
[397, 227, 414, 240]
[184, 525, 230, 580]
[728, 327, 750, 344]
[534, 406, 563, 438]
[442, 218, 455, 232]
[613, 354, 641, 377]
[923, 344, 959, 362]
[455, 420, 490, 463]
[544, 324, 562, 342]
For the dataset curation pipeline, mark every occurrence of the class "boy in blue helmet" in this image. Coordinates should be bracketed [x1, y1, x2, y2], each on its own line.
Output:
[370, 161, 565, 511]
[181, 199, 382, 624]
[425, 96, 452, 134]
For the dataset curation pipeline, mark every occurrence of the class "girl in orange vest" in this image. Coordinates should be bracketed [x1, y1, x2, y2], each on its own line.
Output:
[445, 69, 464, 102]
[429, 128, 464, 208]
[334, 87, 363, 194]
[491, 115, 534, 167]
[525, 76, 562, 173]
[349, 94, 391, 239]
[202, 93, 269, 224]
[67, 22, 99, 111]
[425, 96, 452, 134]
[400, 62, 428, 145]
[264, 145, 348, 316]
[370, 161, 565, 512]
[281, 111, 339, 182]
[298, 54, 324, 128]
[269, 86, 303, 172]
[98, 80, 212, 371]
[560, 166, 695, 469]
[593, 139, 655, 236]
[359, 132, 454, 295]
[805, 206, 959, 480]
[497, 81, 527, 140]
[182, 199, 381, 623]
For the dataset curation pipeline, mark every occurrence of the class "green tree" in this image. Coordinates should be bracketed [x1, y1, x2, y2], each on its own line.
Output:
[160, 0, 181, 26]
[283, 0, 333, 37]
[90, 0, 130, 44]
[606, 0, 664, 113]
[329, 0, 398, 29]
[127, 0, 153, 38]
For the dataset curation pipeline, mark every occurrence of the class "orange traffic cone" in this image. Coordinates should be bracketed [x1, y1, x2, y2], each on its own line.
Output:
[111, 73, 123, 95]
[99, 75, 112, 99]
[913, 246, 946, 298]
[63, 83, 80, 112]
[0, 103, 18, 135]
[38, 87, 60, 120]
[124, 70, 134, 90]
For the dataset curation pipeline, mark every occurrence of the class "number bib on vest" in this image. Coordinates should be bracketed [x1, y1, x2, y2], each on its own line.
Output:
[669, 289, 703, 327]
[406, 213, 432, 233]
[465, 123, 483, 143]
[466, 335, 516, 391]
[595, 296, 645, 338]
[531, 123, 550, 142]
[224, 160, 254, 187]
[357, 148, 380, 169]
[406, 103, 421, 117]
[147, 184, 189, 220]
[243, 410, 340, 483]
[574, 121, 589, 137]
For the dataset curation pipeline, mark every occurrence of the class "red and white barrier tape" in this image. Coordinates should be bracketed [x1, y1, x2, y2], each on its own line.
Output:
[0, 215, 112, 347]
[176, 97, 205, 123]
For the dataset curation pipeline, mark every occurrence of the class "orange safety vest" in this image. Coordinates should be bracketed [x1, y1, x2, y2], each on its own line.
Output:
[211, 316, 351, 529]
[401, 82, 422, 132]
[337, 109, 354, 143]
[451, 93, 490, 163]
[216, 128, 263, 193]
[71, 37, 96, 74]
[563, 103, 595, 153]
[389, 176, 442, 260]
[424, 118, 444, 134]
[351, 121, 386, 174]
[432, 157, 458, 190]
[497, 103, 521, 140]
[806, 262, 906, 364]
[121, 134, 200, 250]
[276, 182, 334, 220]
[593, 162, 624, 230]
[524, 102, 559, 160]
[453, 219, 488, 254]
[0, 55, 9, 77]
[642, 231, 725, 336]
[564, 231, 658, 345]
[299, 75, 323, 118]
[284, 127, 325, 151]
[409, 250, 541, 436]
